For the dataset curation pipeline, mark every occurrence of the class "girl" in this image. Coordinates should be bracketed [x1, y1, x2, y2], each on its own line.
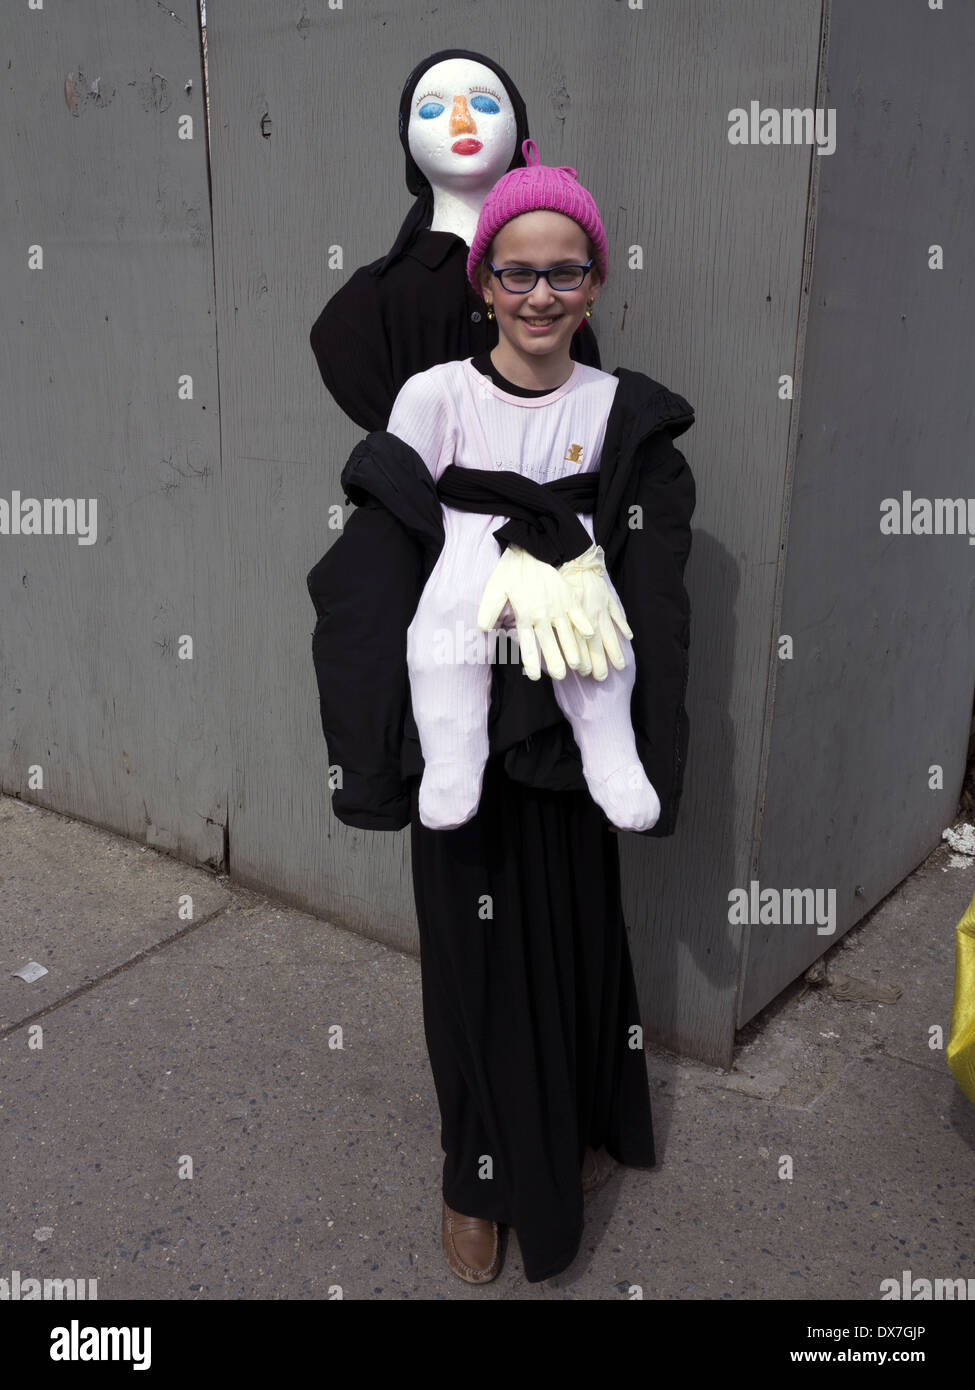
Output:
[307, 56, 695, 1286]
[398, 149, 663, 838]
[373, 139, 697, 1282]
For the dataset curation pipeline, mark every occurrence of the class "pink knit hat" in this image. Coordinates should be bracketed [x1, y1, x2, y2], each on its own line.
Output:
[466, 137, 608, 297]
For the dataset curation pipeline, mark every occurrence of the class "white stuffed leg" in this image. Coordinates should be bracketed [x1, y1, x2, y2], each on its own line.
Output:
[407, 526, 498, 830]
[545, 613, 661, 833]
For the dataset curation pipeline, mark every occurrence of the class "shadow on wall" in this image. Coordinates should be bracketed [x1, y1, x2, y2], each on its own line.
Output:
[621, 525, 741, 1069]
[959, 692, 975, 821]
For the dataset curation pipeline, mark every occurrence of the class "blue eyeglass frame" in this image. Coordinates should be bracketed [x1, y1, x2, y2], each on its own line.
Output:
[488, 257, 594, 293]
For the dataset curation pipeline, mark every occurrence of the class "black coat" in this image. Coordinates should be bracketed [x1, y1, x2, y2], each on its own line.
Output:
[306, 366, 696, 839]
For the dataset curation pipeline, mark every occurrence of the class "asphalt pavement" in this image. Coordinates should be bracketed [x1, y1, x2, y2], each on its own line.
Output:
[1, 792, 973, 1301]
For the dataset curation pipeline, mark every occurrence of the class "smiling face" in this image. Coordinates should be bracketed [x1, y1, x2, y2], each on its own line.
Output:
[476, 210, 602, 370]
[407, 58, 518, 192]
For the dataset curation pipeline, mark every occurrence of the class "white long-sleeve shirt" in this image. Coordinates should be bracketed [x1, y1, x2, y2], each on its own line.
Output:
[387, 357, 620, 637]
[386, 356, 619, 487]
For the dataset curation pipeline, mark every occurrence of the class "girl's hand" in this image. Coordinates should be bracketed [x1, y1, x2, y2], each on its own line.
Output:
[558, 544, 633, 681]
[477, 545, 595, 681]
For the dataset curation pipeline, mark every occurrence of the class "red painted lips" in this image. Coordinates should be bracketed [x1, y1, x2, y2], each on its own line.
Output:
[451, 138, 483, 154]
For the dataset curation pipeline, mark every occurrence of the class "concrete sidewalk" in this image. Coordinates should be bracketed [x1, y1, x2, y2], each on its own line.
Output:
[1, 792, 973, 1301]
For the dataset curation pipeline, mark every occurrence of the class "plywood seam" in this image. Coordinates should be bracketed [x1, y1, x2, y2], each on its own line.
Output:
[738, 0, 831, 1027]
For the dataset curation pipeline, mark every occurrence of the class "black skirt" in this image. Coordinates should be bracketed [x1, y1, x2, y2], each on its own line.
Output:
[409, 753, 655, 1283]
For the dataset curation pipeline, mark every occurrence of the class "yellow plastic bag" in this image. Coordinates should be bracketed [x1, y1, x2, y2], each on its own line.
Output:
[947, 888, 975, 1104]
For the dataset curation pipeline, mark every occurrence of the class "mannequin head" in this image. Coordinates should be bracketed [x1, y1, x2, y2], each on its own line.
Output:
[374, 48, 531, 275]
[475, 210, 602, 380]
[407, 57, 518, 200]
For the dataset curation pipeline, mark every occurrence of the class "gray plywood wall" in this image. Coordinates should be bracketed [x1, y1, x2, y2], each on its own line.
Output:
[745, 0, 975, 1022]
[210, 0, 824, 1073]
[2, 0, 972, 1068]
[0, 2, 225, 866]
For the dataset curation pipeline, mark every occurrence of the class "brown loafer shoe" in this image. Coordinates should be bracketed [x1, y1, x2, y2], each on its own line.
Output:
[581, 1146, 601, 1193]
[442, 1199, 501, 1283]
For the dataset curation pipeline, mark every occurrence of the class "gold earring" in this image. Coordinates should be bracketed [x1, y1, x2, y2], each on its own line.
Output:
[486, 304, 495, 321]
[585, 297, 594, 319]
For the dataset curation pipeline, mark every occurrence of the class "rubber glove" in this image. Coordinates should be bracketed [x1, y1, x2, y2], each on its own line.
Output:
[558, 543, 633, 682]
[477, 544, 595, 681]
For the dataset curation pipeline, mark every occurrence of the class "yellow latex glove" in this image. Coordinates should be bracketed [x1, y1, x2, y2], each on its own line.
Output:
[558, 543, 633, 681]
[477, 544, 594, 681]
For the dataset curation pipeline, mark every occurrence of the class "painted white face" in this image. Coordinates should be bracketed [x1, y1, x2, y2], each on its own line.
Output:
[407, 58, 517, 192]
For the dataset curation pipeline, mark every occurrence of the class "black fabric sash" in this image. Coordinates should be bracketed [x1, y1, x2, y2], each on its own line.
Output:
[436, 462, 598, 567]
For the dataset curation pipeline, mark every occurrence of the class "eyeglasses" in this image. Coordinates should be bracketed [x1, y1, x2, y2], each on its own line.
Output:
[488, 258, 594, 293]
